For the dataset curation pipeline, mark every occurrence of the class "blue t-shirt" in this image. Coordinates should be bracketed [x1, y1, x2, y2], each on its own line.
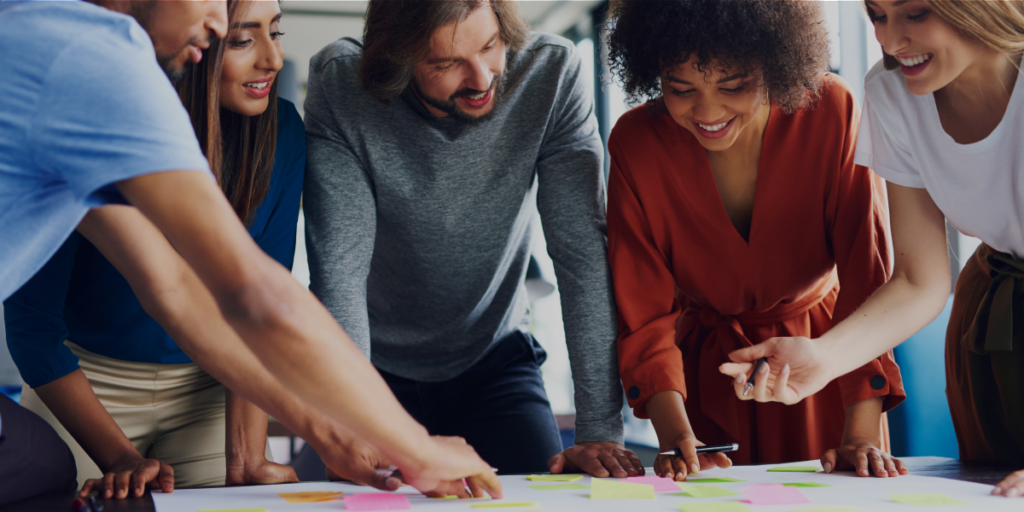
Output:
[0, 1, 211, 301]
[4, 99, 305, 388]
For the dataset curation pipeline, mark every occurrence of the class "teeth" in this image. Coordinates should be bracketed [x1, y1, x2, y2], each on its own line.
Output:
[698, 120, 729, 132]
[898, 53, 933, 67]
[245, 82, 268, 89]
[467, 90, 487, 100]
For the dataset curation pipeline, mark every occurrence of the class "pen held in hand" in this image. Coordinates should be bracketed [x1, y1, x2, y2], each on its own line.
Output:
[743, 357, 769, 396]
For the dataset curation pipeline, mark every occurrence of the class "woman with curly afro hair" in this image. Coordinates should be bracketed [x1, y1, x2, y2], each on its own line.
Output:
[605, 0, 907, 480]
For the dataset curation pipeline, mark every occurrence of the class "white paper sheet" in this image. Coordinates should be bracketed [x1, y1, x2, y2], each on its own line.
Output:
[151, 461, 1022, 511]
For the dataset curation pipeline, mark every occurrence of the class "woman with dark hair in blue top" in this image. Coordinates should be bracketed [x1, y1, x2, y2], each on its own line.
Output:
[4, 0, 304, 498]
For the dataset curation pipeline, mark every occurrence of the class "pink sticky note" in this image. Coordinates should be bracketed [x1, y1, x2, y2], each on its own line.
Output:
[624, 476, 683, 492]
[740, 484, 812, 505]
[344, 493, 412, 511]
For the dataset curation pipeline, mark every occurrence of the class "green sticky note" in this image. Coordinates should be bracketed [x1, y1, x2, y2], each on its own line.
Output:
[590, 478, 656, 500]
[678, 503, 753, 512]
[889, 493, 967, 506]
[526, 474, 583, 481]
[767, 466, 820, 472]
[684, 477, 744, 483]
[199, 509, 268, 512]
[527, 483, 589, 491]
[782, 482, 833, 488]
[674, 483, 741, 498]
[470, 502, 539, 508]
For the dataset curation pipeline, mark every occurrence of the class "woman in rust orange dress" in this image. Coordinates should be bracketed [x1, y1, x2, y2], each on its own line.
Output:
[605, 0, 906, 481]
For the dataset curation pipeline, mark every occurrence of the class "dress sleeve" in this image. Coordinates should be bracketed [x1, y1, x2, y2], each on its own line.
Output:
[854, 84, 924, 189]
[535, 45, 623, 444]
[607, 127, 686, 419]
[3, 233, 82, 388]
[254, 101, 304, 271]
[828, 86, 906, 413]
[302, 59, 376, 358]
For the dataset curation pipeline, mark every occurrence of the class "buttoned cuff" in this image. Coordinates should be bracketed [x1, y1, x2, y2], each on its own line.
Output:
[837, 350, 906, 413]
[621, 363, 688, 420]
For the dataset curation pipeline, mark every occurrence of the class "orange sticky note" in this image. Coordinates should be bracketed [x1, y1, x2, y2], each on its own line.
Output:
[278, 491, 344, 503]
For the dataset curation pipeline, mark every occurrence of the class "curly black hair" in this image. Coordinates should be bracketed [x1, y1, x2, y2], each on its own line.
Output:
[606, 0, 831, 113]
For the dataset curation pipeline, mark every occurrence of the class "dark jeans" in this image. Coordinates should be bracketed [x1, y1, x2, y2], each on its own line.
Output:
[0, 394, 77, 506]
[292, 331, 563, 478]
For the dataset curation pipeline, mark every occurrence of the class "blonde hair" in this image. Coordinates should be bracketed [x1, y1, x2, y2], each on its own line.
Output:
[877, 0, 1024, 69]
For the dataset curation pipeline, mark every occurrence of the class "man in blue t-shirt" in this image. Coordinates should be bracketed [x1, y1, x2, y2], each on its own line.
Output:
[0, 0, 501, 501]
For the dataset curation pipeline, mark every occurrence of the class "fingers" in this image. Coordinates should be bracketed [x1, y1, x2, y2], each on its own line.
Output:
[993, 469, 1024, 498]
[653, 455, 674, 480]
[681, 445, 701, 480]
[626, 450, 645, 476]
[731, 367, 751, 401]
[475, 470, 504, 500]
[131, 462, 157, 498]
[821, 449, 838, 474]
[115, 468, 132, 499]
[893, 457, 909, 476]
[579, 452, 610, 478]
[672, 457, 689, 481]
[710, 452, 732, 470]
[547, 452, 567, 475]
[882, 455, 899, 477]
[773, 364, 796, 404]
[79, 479, 101, 499]
[466, 476, 487, 499]
[727, 341, 775, 364]
[750, 360, 772, 402]
[719, 361, 753, 379]
[598, 453, 628, 479]
[102, 471, 117, 499]
[869, 451, 888, 478]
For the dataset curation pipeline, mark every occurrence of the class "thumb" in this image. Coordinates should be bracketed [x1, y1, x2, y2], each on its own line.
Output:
[157, 463, 175, 494]
[728, 340, 776, 364]
[547, 451, 567, 474]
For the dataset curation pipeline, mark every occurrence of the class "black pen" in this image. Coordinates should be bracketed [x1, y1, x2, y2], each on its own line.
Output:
[743, 357, 769, 396]
[659, 443, 739, 457]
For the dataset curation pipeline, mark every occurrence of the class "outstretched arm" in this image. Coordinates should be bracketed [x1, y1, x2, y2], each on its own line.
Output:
[721, 183, 950, 403]
[88, 173, 501, 498]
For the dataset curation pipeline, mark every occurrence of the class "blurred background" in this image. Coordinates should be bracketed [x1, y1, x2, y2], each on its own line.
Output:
[2, 1, 974, 467]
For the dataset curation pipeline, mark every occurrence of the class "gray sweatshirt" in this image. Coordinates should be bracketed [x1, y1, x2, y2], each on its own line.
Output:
[303, 33, 623, 444]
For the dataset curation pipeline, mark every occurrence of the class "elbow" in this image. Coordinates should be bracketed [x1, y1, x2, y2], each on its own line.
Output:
[892, 265, 950, 322]
[216, 269, 299, 335]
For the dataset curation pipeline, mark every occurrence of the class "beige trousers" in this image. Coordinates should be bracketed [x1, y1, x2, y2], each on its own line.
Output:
[21, 341, 270, 488]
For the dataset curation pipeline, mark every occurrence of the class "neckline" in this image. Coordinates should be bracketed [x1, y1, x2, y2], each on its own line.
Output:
[923, 64, 1023, 152]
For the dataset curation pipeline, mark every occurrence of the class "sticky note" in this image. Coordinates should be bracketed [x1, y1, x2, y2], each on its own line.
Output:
[431, 495, 489, 500]
[526, 483, 589, 491]
[888, 493, 967, 506]
[675, 484, 741, 498]
[526, 474, 583, 481]
[199, 509, 267, 512]
[741, 484, 812, 505]
[782, 482, 832, 488]
[767, 465, 820, 472]
[589, 478, 656, 500]
[683, 477, 744, 483]
[678, 503, 753, 512]
[470, 502, 540, 508]
[794, 507, 869, 512]
[625, 475, 685, 492]
[343, 493, 412, 511]
[279, 491, 344, 503]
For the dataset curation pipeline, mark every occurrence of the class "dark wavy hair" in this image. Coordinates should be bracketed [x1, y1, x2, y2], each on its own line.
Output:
[606, 0, 831, 113]
[360, 0, 529, 103]
[177, 0, 277, 225]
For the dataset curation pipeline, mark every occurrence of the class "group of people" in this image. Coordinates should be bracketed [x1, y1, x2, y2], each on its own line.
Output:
[0, 0, 1022, 506]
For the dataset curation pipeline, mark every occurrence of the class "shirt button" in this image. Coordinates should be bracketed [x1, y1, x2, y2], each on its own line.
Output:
[628, 386, 640, 400]
[870, 375, 886, 390]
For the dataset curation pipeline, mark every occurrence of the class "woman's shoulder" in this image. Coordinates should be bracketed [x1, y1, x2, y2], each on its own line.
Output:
[275, 97, 306, 153]
[609, 100, 679, 149]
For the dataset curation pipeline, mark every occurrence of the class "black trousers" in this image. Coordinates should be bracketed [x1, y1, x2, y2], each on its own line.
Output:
[292, 331, 563, 479]
[0, 394, 77, 506]
[379, 331, 563, 474]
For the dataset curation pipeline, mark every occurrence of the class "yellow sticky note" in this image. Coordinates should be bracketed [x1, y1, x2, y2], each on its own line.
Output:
[526, 484, 589, 491]
[678, 503, 753, 512]
[526, 474, 584, 482]
[278, 491, 344, 503]
[589, 478, 655, 500]
[889, 493, 967, 506]
[675, 484, 741, 498]
[432, 495, 489, 500]
[470, 502, 539, 508]
[767, 465, 820, 472]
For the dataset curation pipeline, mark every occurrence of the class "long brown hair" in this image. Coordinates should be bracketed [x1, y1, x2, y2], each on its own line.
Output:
[869, 0, 1024, 70]
[177, 0, 278, 225]
[360, 0, 529, 103]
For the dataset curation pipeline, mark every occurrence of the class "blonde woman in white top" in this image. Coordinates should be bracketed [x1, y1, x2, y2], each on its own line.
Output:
[720, 0, 1024, 498]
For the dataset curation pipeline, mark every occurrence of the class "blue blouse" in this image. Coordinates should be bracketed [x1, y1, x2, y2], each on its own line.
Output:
[4, 98, 305, 388]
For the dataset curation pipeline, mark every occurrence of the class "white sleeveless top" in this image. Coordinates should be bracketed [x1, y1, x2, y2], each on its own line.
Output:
[854, 60, 1024, 258]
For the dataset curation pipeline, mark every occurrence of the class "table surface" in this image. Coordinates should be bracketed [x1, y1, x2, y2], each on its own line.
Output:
[5, 457, 1019, 512]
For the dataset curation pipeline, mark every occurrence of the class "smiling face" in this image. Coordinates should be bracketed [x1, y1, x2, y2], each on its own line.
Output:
[866, 0, 990, 95]
[661, 57, 770, 152]
[136, 0, 229, 80]
[410, 4, 507, 123]
[219, 1, 284, 116]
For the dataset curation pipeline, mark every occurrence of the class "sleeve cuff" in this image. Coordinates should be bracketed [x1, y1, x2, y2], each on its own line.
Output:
[621, 363, 688, 420]
[574, 414, 625, 445]
[836, 351, 906, 413]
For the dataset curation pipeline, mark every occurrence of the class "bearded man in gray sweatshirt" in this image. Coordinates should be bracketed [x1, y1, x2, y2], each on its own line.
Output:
[304, 0, 640, 477]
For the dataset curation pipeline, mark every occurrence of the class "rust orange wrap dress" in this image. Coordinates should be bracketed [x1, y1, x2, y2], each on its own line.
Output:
[607, 78, 906, 464]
